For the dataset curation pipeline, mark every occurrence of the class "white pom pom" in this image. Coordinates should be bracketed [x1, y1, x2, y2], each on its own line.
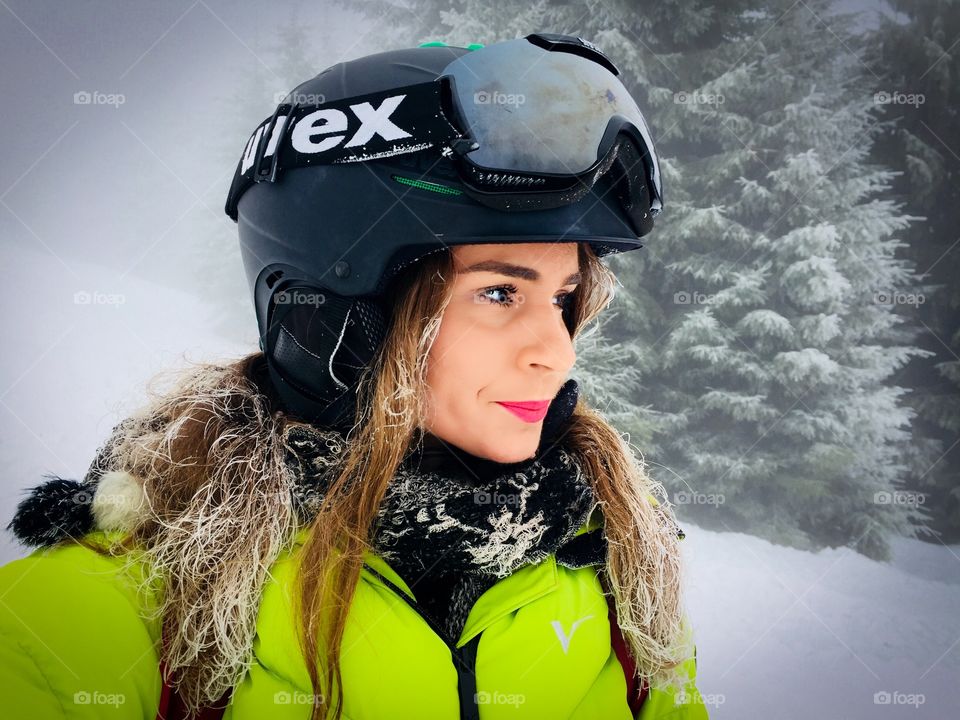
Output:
[92, 470, 148, 531]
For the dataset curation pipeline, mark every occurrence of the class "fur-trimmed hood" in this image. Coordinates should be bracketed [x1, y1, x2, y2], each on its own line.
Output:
[5, 354, 609, 709]
[7, 363, 598, 565]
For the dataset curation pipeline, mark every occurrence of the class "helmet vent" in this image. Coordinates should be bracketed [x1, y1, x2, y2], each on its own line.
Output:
[265, 270, 284, 289]
[391, 174, 462, 196]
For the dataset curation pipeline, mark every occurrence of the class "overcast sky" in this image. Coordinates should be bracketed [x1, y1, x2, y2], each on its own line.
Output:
[0, 1, 384, 284]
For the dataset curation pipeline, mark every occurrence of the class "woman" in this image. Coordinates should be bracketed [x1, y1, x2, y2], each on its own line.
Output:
[1, 34, 708, 719]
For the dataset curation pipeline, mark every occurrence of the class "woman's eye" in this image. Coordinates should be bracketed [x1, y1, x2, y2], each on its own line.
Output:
[479, 285, 573, 311]
[480, 285, 517, 308]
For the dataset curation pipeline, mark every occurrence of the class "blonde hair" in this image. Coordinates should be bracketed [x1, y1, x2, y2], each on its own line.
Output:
[80, 243, 691, 719]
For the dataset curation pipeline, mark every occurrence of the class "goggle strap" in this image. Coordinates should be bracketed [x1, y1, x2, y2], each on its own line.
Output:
[226, 79, 464, 220]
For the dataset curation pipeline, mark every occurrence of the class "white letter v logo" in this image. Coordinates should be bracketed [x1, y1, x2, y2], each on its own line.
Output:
[551, 614, 595, 654]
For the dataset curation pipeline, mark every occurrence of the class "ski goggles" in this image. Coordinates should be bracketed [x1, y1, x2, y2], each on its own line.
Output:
[225, 33, 663, 235]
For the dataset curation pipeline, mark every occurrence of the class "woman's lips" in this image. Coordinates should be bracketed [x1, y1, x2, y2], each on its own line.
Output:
[495, 401, 550, 423]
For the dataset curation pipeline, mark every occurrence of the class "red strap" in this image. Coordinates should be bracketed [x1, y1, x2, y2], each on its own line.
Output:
[155, 630, 230, 720]
[156, 658, 172, 720]
[605, 589, 649, 716]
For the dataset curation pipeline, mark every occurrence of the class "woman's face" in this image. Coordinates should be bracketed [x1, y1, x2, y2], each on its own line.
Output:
[423, 242, 581, 463]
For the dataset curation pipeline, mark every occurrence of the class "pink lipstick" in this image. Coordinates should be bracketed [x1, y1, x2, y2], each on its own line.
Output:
[495, 400, 551, 423]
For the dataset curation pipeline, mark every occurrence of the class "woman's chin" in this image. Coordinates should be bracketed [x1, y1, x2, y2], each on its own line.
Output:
[475, 436, 540, 465]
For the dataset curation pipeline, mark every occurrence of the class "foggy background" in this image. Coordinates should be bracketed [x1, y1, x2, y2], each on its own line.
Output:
[1, 0, 958, 718]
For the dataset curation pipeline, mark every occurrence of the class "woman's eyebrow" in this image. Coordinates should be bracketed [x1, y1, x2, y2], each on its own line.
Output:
[460, 259, 581, 285]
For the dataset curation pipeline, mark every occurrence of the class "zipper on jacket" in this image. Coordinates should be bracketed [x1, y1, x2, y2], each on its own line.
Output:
[363, 564, 481, 720]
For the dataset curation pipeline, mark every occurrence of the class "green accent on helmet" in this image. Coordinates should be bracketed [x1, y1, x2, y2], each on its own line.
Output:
[418, 40, 484, 50]
[391, 174, 463, 196]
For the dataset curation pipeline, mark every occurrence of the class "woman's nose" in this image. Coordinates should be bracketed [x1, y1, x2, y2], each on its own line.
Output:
[515, 299, 577, 374]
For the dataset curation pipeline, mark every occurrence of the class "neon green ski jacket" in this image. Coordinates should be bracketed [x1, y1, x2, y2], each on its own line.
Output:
[0, 513, 709, 719]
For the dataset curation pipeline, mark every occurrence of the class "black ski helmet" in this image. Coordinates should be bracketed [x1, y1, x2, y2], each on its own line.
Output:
[225, 33, 664, 430]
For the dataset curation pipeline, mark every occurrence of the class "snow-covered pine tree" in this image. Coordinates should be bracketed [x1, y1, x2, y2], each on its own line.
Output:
[622, 0, 932, 560]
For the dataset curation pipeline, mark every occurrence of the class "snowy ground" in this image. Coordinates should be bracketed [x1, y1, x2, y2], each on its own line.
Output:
[682, 523, 960, 719]
[2, 245, 958, 719]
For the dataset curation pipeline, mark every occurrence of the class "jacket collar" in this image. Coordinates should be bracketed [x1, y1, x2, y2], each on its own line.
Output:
[290, 503, 606, 649]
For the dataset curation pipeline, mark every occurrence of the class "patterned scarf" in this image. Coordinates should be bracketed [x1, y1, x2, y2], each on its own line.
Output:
[7, 373, 606, 644]
[284, 402, 603, 641]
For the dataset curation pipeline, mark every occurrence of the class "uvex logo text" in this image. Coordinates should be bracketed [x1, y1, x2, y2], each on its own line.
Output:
[240, 94, 412, 174]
